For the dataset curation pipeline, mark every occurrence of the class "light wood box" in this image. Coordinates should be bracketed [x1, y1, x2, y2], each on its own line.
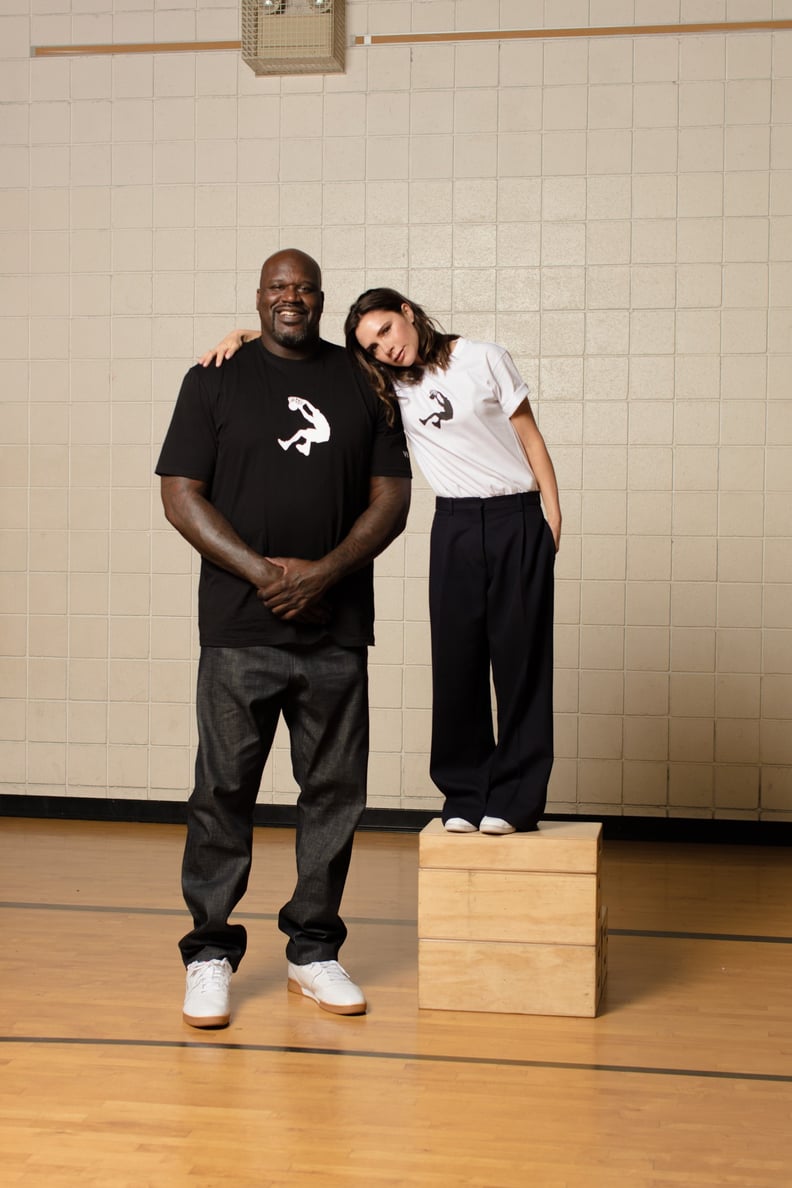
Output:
[418, 818, 607, 1017]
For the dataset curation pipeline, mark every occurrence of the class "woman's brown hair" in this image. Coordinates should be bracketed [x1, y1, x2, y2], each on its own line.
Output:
[344, 288, 457, 423]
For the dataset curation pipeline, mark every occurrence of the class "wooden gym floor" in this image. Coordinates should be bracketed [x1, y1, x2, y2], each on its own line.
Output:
[1, 816, 791, 1187]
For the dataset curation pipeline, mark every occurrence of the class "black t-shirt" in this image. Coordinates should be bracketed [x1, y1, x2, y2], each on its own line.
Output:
[156, 338, 411, 648]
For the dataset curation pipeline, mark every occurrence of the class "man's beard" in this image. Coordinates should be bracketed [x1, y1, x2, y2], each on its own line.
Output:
[270, 311, 317, 349]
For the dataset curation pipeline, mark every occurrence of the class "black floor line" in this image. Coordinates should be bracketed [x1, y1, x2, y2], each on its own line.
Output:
[608, 927, 792, 945]
[3, 1033, 791, 1085]
[3, 901, 792, 944]
[0, 901, 415, 926]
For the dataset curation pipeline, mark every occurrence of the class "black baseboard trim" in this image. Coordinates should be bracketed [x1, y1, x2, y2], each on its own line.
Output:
[0, 794, 790, 845]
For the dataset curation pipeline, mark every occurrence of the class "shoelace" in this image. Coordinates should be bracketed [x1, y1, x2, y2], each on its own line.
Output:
[309, 961, 348, 983]
[190, 959, 229, 990]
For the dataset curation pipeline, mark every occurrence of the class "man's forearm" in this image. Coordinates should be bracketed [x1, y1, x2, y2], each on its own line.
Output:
[161, 476, 279, 589]
[317, 476, 412, 584]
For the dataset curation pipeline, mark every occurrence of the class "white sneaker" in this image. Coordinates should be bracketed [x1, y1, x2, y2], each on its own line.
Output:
[480, 815, 516, 835]
[183, 958, 232, 1028]
[287, 960, 367, 1016]
[444, 817, 478, 833]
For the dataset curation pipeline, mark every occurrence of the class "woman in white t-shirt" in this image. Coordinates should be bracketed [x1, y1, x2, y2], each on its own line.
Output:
[344, 289, 560, 836]
[203, 289, 560, 835]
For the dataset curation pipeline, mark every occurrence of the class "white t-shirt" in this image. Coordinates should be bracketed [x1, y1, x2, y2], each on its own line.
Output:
[393, 338, 538, 498]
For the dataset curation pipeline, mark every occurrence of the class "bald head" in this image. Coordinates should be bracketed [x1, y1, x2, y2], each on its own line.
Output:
[260, 249, 322, 291]
[256, 249, 324, 359]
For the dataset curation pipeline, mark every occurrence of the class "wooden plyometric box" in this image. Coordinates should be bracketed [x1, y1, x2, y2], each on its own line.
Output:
[418, 818, 607, 1018]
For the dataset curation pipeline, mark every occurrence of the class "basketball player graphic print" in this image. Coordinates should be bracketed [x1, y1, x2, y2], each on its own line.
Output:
[419, 389, 454, 429]
[278, 395, 331, 456]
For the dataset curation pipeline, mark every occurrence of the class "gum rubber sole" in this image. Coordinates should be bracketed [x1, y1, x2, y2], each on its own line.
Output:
[287, 978, 367, 1016]
[182, 1012, 230, 1028]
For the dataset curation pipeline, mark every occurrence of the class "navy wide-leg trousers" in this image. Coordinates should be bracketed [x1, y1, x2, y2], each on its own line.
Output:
[428, 491, 554, 832]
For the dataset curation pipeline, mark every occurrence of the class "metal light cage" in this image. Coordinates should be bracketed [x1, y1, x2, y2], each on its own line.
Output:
[241, 0, 345, 76]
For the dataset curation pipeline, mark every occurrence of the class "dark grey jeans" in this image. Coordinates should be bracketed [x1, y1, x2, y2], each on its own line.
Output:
[179, 641, 369, 970]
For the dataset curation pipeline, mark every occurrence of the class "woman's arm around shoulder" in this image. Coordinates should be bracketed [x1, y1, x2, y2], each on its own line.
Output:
[198, 329, 260, 368]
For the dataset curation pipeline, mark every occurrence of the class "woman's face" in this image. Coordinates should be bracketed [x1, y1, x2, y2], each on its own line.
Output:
[354, 305, 421, 369]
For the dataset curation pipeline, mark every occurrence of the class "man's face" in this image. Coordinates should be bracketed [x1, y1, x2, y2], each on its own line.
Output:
[256, 252, 324, 358]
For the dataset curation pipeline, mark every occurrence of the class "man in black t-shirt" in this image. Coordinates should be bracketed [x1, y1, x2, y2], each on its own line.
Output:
[157, 249, 411, 1027]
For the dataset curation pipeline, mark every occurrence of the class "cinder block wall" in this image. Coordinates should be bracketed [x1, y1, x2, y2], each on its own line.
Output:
[1, 0, 790, 822]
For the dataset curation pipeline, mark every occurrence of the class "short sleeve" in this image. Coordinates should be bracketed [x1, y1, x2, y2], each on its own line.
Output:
[492, 346, 531, 420]
[155, 366, 219, 482]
